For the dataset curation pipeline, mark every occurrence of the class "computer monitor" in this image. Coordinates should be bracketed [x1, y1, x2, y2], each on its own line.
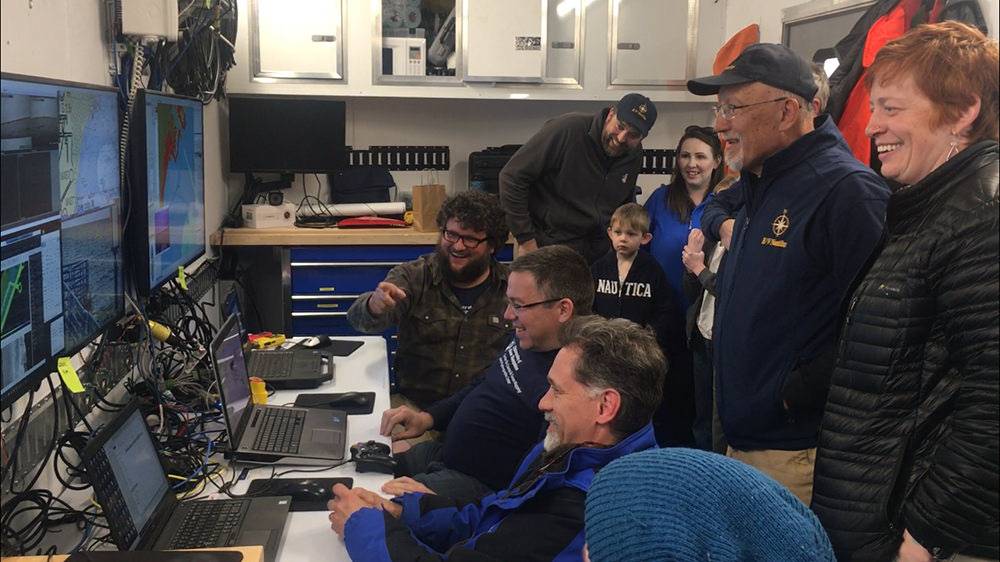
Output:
[228, 95, 348, 173]
[1, 216, 64, 409]
[127, 90, 205, 296]
[1, 73, 123, 406]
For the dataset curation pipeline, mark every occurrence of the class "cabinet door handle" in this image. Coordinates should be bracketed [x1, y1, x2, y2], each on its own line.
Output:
[291, 295, 360, 300]
[291, 312, 349, 317]
[290, 261, 402, 267]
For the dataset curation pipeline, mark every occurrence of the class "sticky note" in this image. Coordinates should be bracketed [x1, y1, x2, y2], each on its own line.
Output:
[57, 357, 85, 393]
[176, 266, 188, 290]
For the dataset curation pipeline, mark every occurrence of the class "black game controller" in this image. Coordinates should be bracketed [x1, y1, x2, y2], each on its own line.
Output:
[350, 440, 396, 474]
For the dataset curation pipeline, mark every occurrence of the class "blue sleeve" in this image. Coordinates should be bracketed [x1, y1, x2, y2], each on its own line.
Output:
[398, 492, 487, 552]
[823, 172, 889, 294]
[701, 181, 745, 244]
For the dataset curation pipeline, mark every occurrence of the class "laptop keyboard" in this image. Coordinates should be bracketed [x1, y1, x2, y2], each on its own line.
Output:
[251, 408, 306, 454]
[250, 351, 294, 378]
[88, 449, 139, 548]
[168, 499, 249, 549]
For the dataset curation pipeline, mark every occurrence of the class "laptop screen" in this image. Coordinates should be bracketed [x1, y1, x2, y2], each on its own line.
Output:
[101, 408, 171, 547]
[213, 314, 252, 444]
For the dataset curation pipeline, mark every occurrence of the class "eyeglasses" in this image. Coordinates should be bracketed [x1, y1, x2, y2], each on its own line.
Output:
[441, 229, 489, 248]
[506, 297, 564, 312]
[712, 97, 789, 120]
[611, 118, 642, 141]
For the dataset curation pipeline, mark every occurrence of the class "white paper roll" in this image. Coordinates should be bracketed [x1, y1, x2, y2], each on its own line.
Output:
[300, 202, 407, 217]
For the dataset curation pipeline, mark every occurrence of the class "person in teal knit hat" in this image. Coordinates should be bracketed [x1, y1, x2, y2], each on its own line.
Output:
[584, 448, 835, 561]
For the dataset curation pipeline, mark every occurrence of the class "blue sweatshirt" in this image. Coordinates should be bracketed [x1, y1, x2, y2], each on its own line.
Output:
[425, 338, 557, 491]
[713, 116, 889, 450]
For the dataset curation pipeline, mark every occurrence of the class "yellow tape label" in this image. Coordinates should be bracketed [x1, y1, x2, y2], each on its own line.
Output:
[57, 357, 85, 393]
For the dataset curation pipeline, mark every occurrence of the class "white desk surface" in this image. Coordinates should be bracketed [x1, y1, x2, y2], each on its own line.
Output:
[227, 335, 393, 562]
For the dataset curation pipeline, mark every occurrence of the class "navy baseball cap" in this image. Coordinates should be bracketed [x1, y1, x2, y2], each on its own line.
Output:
[687, 43, 818, 101]
[615, 93, 657, 137]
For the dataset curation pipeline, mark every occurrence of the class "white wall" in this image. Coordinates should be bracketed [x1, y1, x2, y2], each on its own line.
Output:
[221, 96, 713, 211]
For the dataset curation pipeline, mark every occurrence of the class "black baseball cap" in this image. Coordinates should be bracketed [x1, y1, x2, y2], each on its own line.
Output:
[687, 43, 818, 101]
[615, 93, 657, 137]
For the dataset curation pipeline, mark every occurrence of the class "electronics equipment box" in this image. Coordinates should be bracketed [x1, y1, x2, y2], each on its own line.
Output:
[242, 203, 297, 229]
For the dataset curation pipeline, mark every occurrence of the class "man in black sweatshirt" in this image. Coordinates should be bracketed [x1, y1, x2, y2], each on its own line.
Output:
[500, 93, 657, 263]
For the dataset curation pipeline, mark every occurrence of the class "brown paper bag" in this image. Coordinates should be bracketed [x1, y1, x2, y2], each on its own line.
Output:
[412, 184, 447, 232]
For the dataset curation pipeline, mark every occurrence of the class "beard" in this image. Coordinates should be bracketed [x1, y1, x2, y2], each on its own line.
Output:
[437, 245, 490, 285]
[602, 133, 626, 157]
[723, 136, 745, 171]
[542, 413, 562, 452]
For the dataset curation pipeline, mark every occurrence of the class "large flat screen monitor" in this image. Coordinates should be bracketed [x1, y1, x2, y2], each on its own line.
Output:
[1, 73, 123, 407]
[228, 95, 348, 173]
[127, 90, 205, 296]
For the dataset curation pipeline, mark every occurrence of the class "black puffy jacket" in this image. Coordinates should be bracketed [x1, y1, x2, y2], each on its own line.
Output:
[812, 141, 999, 561]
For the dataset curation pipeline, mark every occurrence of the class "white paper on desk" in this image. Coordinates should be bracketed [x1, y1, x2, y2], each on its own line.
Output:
[300, 202, 407, 217]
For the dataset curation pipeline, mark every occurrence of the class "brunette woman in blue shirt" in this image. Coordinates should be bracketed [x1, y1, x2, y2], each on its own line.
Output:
[643, 125, 723, 447]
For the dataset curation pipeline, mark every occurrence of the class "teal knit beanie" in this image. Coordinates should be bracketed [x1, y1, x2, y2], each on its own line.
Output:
[584, 448, 836, 561]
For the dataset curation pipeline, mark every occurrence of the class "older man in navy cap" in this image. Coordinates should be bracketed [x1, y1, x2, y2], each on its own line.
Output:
[500, 93, 657, 263]
[689, 44, 889, 505]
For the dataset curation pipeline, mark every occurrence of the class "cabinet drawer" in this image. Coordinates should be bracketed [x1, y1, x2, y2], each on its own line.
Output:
[291, 313, 356, 336]
[291, 294, 359, 313]
[291, 264, 395, 294]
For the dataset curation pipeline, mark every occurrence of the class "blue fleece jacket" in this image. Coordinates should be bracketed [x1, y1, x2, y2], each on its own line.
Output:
[712, 115, 889, 451]
[343, 424, 659, 562]
[644, 185, 714, 313]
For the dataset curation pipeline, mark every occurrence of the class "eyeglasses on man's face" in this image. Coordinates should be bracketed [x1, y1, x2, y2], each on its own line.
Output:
[506, 297, 563, 313]
[712, 97, 789, 120]
[441, 229, 489, 248]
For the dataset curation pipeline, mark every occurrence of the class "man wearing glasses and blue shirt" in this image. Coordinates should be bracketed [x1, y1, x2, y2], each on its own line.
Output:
[348, 190, 513, 409]
[686, 43, 889, 504]
[377, 245, 594, 501]
[500, 93, 657, 263]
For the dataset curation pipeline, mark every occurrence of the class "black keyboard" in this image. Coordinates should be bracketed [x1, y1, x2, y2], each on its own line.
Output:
[251, 408, 306, 454]
[249, 351, 294, 378]
[88, 450, 138, 548]
[168, 499, 249, 549]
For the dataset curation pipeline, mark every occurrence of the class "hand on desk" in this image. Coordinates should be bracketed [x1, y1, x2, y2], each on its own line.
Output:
[328, 484, 402, 537]
[380, 405, 433, 441]
[367, 282, 408, 316]
[382, 477, 435, 497]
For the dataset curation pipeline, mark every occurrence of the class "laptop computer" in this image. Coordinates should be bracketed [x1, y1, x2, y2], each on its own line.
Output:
[80, 401, 291, 561]
[223, 289, 332, 389]
[213, 314, 348, 465]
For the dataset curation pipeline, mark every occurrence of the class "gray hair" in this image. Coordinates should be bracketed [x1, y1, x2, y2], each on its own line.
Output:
[811, 62, 830, 113]
[510, 245, 594, 314]
[558, 316, 665, 437]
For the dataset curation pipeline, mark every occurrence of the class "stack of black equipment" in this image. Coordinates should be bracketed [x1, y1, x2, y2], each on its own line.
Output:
[468, 145, 522, 194]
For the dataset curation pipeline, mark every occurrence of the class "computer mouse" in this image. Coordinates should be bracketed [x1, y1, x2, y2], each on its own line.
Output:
[303, 334, 332, 349]
[328, 392, 370, 409]
[282, 479, 333, 503]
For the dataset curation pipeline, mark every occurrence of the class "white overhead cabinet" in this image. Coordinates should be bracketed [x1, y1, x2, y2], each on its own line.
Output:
[229, 0, 724, 99]
[609, 0, 697, 86]
[250, 0, 346, 80]
[375, 0, 461, 83]
[544, 0, 584, 84]
[463, 0, 546, 82]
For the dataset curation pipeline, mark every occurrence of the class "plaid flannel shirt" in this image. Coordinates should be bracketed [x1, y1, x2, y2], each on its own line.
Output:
[347, 254, 512, 406]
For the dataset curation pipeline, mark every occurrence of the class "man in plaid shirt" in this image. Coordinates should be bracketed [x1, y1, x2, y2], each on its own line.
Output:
[347, 190, 512, 408]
